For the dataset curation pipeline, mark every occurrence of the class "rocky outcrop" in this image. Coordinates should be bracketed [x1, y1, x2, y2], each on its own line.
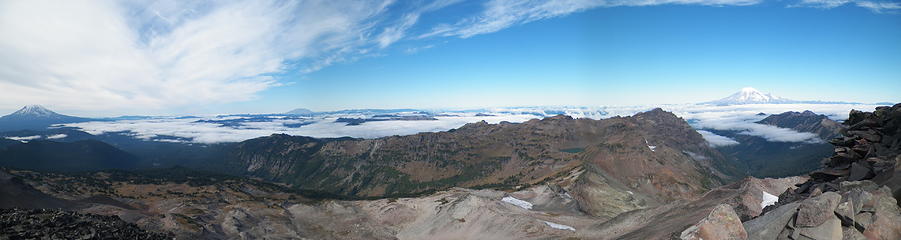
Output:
[743, 181, 900, 240]
[583, 176, 805, 239]
[0, 208, 172, 239]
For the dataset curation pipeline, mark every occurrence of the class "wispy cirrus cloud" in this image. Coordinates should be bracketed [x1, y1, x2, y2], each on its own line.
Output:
[791, 0, 901, 12]
[419, 0, 763, 39]
[0, 0, 420, 113]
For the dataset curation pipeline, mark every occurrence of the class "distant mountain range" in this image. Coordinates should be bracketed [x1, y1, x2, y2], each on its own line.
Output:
[702, 87, 866, 106]
[0, 105, 91, 131]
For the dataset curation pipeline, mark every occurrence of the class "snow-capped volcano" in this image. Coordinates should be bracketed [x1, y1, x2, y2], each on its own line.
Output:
[703, 87, 796, 105]
[0, 105, 90, 131]
[10, 105, 63, 118]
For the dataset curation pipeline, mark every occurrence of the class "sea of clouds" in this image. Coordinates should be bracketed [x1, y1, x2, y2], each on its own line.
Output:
[55, 103, 882, 145]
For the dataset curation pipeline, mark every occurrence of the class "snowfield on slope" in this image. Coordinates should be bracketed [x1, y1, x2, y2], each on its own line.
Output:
[761, 191, 779, 209]
[543, 221, 575, 231]
[501, 196, 533, 210]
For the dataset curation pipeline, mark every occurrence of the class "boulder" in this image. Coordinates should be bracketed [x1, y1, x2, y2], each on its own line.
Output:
[743, 202, 800, 240]
[797, 217, 842, 240]
[796, 192, 841, 227]
[680, 204, 747, 240]
[842, 226, 867, 240]
[835, 201, 855, 226]
[854, 212, 873, 230]
[862, 187, 901, 240]
[848, 162, 873, 181]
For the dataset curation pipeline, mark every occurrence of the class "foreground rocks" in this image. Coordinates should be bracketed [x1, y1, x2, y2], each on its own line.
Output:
[0, 208, 172, 239]
[743, 181, 901, 240]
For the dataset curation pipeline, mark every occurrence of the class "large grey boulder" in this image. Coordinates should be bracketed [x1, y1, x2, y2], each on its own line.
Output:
[797, 217, 842, 240]
[743, 202, 800, 240]
[680, 204, 748, 240]
[796, 192, 841, 227]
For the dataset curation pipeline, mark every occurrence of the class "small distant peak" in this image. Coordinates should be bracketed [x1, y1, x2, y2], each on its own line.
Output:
[635, 108, 677, 119]
[546, 114, 573, 120]
[286, 108, 314, 115]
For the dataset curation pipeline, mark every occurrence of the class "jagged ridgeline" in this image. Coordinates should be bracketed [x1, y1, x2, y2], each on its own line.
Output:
[220, 108, 744, 199]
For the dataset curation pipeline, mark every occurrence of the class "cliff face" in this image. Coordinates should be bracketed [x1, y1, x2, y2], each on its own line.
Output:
[224, 108, 742, 202]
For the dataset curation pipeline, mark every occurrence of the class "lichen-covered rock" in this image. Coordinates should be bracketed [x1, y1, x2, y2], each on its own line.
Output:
[796, 217, 842, 240]
[743, 202, 800, 240]
[796, 192, 841, 227]
[680, 204, 747, 240]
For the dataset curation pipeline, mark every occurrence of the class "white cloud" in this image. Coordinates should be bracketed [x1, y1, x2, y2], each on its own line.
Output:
[5, 135, 41, 142]
[63, 112, 540, 144]
[0, 0, 402, 113]
[688, 108, 824, 143]
[791, 0, 901, 13]
[46, 134, 67, 140]
[697, 130, 740, 147]
[421, 0, 763, 39]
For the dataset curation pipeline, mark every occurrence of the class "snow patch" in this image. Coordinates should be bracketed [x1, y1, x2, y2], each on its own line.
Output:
[543, 221, 575, 231]
[645, 139, 656, 151]
[501, 196, 533, 210]
[761, 191, 779, 209]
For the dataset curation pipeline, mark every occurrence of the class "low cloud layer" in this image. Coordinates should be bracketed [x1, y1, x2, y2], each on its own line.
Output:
[64, 113, 540, 144]
[59, 103, 883, 144]
[696, 130, 740, 147]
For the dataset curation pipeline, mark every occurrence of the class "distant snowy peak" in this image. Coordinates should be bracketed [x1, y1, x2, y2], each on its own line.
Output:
[286, 108, 314, 115]
[704, 87, 796, 105]
[11, 105, 60, 118]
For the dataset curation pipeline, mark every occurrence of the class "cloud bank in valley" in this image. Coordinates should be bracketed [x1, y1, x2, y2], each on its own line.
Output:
[57, 103, 883, 144]
[696, 130, 740, 147]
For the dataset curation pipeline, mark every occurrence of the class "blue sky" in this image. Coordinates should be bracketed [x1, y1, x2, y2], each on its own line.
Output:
[1, 0, 900, 116]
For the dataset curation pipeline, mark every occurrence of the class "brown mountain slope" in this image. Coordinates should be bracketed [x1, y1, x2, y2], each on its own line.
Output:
[223, 108, 743, 203]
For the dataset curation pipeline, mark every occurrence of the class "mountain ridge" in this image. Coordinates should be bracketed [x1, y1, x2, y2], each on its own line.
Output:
[220, 108, 743, 203]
